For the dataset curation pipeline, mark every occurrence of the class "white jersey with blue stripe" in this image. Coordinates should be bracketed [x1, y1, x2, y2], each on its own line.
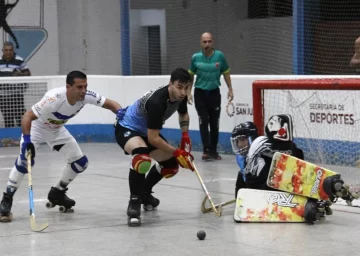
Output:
[31, 87, 106, 131]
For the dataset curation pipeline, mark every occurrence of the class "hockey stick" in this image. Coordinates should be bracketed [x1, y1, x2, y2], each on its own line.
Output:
[201, 196, 236, 213]
[27, 152, 48, 232]
[192, 161, 222, 217]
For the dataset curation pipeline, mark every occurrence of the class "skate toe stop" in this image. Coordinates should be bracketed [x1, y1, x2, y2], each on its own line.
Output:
[128, 217, 141, 226]
[0, 213, 13, 222]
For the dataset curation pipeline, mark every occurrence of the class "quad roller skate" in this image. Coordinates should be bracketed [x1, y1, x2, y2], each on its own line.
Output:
[317, 200, 333, 216]
[45, 187, 75, 213]
[127, 195, 141, 227]
[142, 192, 160, 211]
[323, 174, 359, 205]
[304, 199, 326, 224]
[0, 193, 13, 222]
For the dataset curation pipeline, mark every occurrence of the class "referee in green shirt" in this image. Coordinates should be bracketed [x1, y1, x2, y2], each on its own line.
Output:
[188, 32, 233, 161]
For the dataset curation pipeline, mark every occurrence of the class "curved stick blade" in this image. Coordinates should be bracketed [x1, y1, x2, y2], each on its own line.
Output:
[201, 196, 236, 214]
[201, 196, 212, 213]
[30, 216, 48, 232]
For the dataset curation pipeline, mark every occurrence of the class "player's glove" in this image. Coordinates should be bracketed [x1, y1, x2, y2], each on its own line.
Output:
[180, 132, 192, 152]
[173, 148, 194, 171]
[20, 135, 35, 165]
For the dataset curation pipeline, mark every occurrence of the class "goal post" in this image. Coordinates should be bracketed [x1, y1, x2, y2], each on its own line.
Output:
[252, 78, 360, 167]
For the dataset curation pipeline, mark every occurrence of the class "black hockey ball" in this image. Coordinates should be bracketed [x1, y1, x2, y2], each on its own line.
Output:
[197, 230, 206, 240]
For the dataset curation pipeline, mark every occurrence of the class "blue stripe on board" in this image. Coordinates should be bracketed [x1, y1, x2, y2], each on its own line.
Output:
[1, 124, 360, 167]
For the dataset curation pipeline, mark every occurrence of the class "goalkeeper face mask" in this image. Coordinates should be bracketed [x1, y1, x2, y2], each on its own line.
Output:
[231, 135, 251, 156]
[231, 121, 258, 156]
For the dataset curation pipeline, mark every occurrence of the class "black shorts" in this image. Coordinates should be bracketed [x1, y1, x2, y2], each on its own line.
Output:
[115, 122, 167, 155]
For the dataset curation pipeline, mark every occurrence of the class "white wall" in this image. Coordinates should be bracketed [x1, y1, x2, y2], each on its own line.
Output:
[57, 0, 121, 75]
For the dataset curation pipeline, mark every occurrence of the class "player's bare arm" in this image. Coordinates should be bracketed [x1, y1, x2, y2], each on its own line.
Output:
[21, 110, 38, 135]
[187, 74, 194, 104]
[223, 72, 233, 101]
[179, 113, 189, 133]
[350, 37, 360, 68]
[147, 128, 177, 154]
[102, 98, 122, 113]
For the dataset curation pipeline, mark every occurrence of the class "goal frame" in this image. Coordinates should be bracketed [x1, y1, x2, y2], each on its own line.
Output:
[252, 78, 360, 136]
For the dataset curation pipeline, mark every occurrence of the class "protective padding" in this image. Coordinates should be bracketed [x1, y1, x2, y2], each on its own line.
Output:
[159, 157, 179, 178]
[70, 155, 89, 173]
[132, 154, 152, 174]
[14, 156, 30, 174]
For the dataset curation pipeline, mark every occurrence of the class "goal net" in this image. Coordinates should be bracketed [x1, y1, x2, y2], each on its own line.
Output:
[0, 77, 47, 128]
[129, 0, 360, 75]
[253, 78, 360, 193]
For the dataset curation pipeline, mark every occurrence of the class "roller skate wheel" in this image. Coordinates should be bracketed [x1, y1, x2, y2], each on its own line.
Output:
[317, 207, 325, 213]
[46, 201, 55, 208]
[335, 192, 343, 198]
[143, 204, 155, 211]
[343, 184, 350, 190]
[325, 208, 333, 215]
[319, 216, 326, 222]
[346, 200, 353, 206]
[333, 182, 343, 192]
[353, 194, 359, 199]
[315, 212, 322, 221]
[59, 206, 67, 213]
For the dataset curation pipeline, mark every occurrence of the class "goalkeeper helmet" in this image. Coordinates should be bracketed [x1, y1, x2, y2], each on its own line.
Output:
[231, 121, 258, 156]
[265, 114, 293, 142]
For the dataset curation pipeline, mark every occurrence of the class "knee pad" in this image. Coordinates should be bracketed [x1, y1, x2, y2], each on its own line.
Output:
[70, 155, 89, 173]
[131, 147, 152, 174]
[158, 157, 179, 179]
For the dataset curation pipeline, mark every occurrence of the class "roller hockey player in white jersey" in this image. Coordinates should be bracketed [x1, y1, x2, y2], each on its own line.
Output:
[115, 68, 194, 226]
[0, 70, 122, 222]
[232, 115, 304, 196]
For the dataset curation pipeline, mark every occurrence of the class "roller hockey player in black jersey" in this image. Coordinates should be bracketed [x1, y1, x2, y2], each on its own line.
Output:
[115, 68, 194, 226]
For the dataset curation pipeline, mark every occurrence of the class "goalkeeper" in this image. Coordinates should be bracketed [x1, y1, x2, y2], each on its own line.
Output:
[231, 115, 304, 198]
[115, 68, 194, 225]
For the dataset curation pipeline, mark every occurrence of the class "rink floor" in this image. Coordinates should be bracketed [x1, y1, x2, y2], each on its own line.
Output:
[0, 143, 360, 256]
